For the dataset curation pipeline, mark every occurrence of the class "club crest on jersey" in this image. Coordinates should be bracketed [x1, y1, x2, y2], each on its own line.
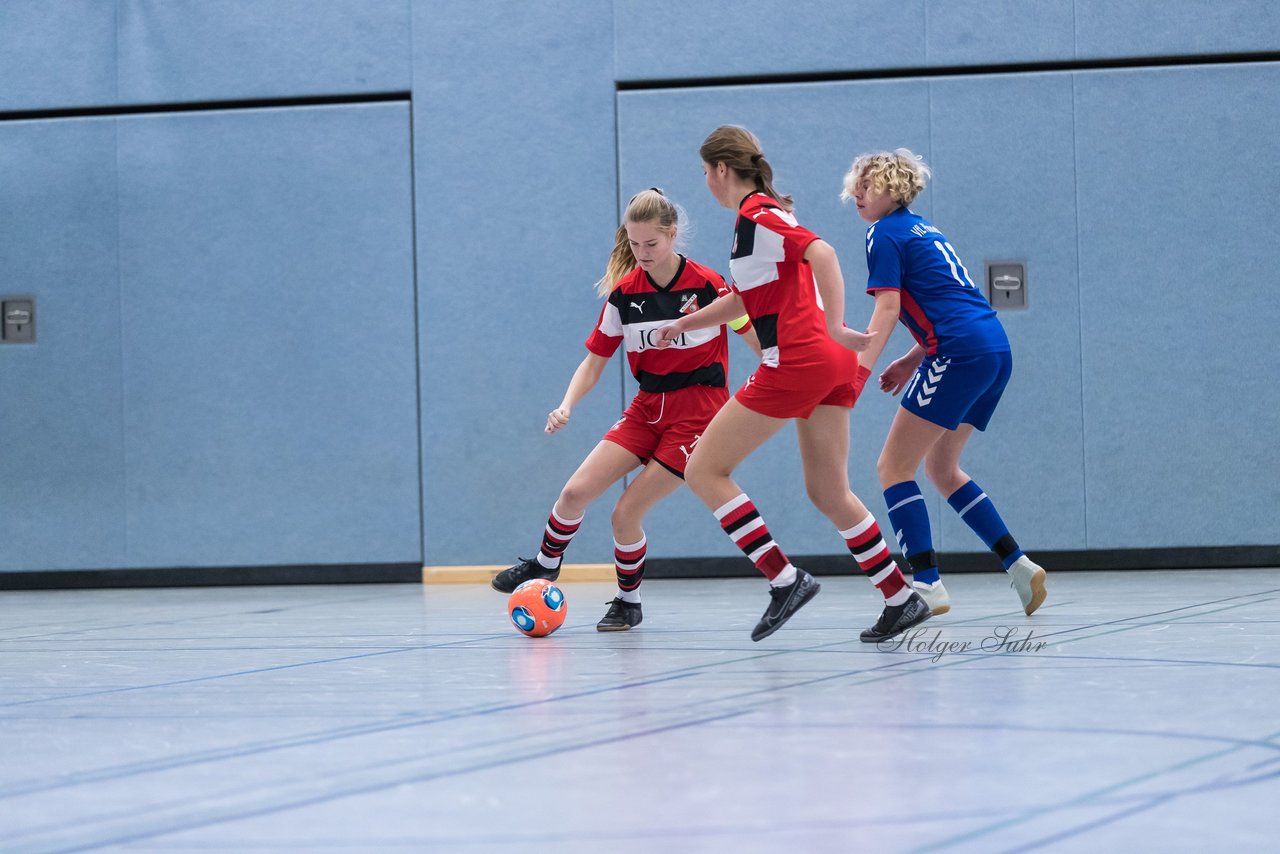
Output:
[678, 293, 700, 315]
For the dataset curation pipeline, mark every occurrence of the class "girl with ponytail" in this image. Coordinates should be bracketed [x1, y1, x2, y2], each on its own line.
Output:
[654, 126, 931, 643]
[492, 188, 758, 632]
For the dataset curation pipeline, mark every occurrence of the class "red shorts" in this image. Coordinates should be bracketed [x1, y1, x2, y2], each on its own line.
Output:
[603, 384, 728, 476]
[735, 360, 871, 420]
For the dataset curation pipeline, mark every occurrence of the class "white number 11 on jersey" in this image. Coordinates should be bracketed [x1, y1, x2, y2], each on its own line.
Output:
[934, 240, 976, 289]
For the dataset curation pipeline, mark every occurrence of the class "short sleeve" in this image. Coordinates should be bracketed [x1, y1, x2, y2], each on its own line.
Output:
[751, 205, 820, 261]
[584, 291, 623, 356]
[866, 227, 904, 293]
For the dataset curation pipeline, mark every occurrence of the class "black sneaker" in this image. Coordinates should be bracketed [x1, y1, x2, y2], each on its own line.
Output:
[859, 591, 931, 643]
[596, 598, 643, 632]
[491, 557, 559, 593]
[751, 569, 821, 642]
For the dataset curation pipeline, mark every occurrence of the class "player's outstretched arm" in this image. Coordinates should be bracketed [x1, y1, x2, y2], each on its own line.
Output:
[655, 292, 746, 346]
[547, 352, 609, 433]
[859, 288, 901, 372]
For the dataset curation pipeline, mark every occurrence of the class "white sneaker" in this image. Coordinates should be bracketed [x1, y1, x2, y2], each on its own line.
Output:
[1009, 556, 1047, 615]
[912, 579, 950, 616]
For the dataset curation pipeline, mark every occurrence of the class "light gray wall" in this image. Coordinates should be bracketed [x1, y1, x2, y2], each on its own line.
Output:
[614, 0, 1280, 80]
[1, 1, 1276, 574]
[411, 0, 622, 566]
[1, 4, 419, 572]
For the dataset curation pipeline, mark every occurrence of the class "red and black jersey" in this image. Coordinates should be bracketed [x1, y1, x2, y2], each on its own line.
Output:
[585, 256, 733, 393]
[728, 192, 834, 369]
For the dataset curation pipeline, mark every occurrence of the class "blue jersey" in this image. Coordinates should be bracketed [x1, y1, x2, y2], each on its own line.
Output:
[865, 207, 1009, 356]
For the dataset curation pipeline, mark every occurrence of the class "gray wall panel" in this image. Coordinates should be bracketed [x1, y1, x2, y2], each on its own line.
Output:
[1075, 63, 1280, 547]
[928, 72, 1085, 555]
[926, 0, 1075, 66]
[617, 1, 1279, 83]
[3, 3, 1276, 577]
[413, 1, 620, 566]
[0, 1, 117, 110]
[1076, 1, 1280, 58]
[116, 0, 411, 103]
[615, 1, 926, 81]
[116, 104, 420, 567]
[0, 120, 126, 570]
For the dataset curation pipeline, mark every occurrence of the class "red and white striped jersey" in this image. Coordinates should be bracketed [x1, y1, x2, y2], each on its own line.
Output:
[728, 193, 834, 369]
[585, 256, 737, 393]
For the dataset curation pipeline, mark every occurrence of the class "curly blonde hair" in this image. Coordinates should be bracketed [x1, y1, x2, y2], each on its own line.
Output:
[841, 148, 931, 207]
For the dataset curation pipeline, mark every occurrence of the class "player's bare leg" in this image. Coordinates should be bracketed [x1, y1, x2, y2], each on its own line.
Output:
[877, 406, 949, 489]
[794, 404, 868, 527]
[797, 404, 928, 638]
[922, 423, 976, 497]
[493, 440, 640, 593]
[686, 399, 820, 641]
[596, 460, 683, 631]
[683, 398, 786, 510]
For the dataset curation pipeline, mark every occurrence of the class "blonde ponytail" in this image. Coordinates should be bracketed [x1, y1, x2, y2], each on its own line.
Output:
[594, 188, 686, 296]
[597, 223, 636, 296]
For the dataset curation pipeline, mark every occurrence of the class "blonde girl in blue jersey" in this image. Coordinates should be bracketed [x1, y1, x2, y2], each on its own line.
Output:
[845, 149, 1047, 617]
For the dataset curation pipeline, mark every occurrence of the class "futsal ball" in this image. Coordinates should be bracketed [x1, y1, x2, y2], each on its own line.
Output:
[507, 578, 567, 637]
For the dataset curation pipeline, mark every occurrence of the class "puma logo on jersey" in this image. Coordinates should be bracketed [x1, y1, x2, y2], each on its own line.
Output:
[630, 300, 645, 314]
[679, 294, 699, 315]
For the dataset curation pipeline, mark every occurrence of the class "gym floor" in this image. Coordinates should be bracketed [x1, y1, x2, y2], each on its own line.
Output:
[2, 569, 1276, 852]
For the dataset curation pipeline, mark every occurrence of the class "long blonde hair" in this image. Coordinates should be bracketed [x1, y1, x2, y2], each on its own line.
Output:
[596, 188, 686, 296]
[841, 148, 931, 207]
[699, 125, 793, 211]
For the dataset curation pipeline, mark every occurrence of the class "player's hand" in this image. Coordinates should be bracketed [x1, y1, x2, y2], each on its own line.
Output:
[654, 322, 686, 348]
[879, 358, 915, 396]
[545, 407, 570, 433]
[832, 326, 875, 353]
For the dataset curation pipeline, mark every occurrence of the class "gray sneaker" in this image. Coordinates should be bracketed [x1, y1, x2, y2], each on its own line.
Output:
[1009, 556, 1047, 615]
[913, 579, 951, 616]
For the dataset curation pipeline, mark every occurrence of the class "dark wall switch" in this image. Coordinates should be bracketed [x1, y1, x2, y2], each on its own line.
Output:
[985, 263, 1027, 311]
[2, 297, 36, 343]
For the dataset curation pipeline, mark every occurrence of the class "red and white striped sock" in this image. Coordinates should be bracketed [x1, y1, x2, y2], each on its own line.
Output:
[714, 494, 793, 584]
[537, 507, 583, 570]
[840, 515, 911, 605]
[614, 535, 646, 603]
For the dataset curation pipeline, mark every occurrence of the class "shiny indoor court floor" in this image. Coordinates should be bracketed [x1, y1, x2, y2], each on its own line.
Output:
[2, 569, 1277, 853]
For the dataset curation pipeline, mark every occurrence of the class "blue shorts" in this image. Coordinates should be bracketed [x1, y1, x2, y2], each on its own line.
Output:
[900, 351, 1012, 431]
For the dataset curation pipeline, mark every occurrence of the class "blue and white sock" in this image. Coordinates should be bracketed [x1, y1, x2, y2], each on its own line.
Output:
[884, 481, 939, 585]
[947, 479, 1023, 570]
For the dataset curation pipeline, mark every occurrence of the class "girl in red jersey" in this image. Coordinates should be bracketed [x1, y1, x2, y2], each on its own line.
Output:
[656, 126, 930, 643]
[493, 188, 758, 631]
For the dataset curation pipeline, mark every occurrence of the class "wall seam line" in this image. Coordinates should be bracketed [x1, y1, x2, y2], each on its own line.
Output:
[1071, 72, 1089, 550]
